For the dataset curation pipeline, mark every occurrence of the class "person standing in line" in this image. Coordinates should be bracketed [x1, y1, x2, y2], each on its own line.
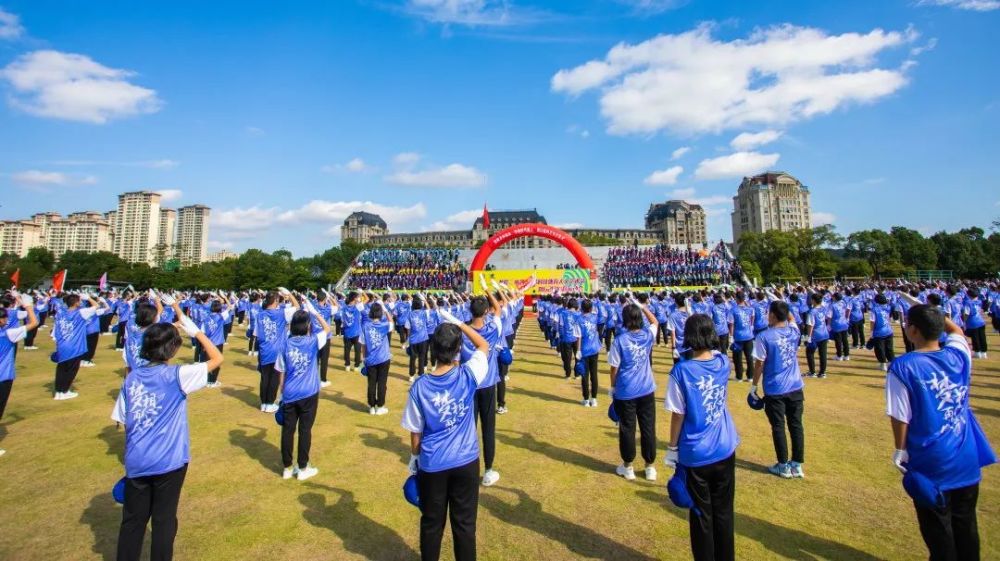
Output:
[870, 293, 896, 372]
[255, 289, 299, 412]
[360, 300, 394, 416]
[52, 292, 110, 400]
[829, 292, 851, 362]
[112, 314, 224, 561]
[804, 293, 831, 379]
[664, 313, 738, 561]
[557, 297, 581, 380]
[667, 293, 691, 362]
[849, 288, 867, 349]
[0, 293, 38, 457]
[578, 298, 602, 408]
[727, 292, 755, 382]
[608, 296, 660, 482]
[341, 291, 365, 372]
[887, 294, 995, 561]
[22, 292, 46, 350]
[406, 297, 431, 383]
[199, 294, 233, 388]
[401, 309, 491, 561]
[750, 300, 806, 479]
[962, 288, 989, 359]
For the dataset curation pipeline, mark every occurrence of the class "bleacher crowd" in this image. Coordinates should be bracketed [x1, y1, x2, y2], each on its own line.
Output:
[602, 243, 741, 287]
[348, 248, 468, 290]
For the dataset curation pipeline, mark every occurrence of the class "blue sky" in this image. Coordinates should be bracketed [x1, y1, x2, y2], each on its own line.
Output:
[0, 0, 997, 257]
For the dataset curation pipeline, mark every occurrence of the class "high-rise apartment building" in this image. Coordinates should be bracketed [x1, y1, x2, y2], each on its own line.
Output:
[645, 200, 708, 246]
[0, 220, 44, 257]
[114, 191, 162, 265]
[176, 204, 210, 266]
[159, 208, 177, 249]
[731, 171, 811, 244]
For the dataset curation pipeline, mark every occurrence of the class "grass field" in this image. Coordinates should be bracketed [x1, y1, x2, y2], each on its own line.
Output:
[0, 317, 997, 561]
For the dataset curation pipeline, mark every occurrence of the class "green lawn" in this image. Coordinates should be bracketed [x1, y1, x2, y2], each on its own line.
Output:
[0, 318, 997, 560]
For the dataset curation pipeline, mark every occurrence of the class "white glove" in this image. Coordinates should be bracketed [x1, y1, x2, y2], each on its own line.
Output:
[160, 293, 176, 306]
[664, 446, 679, 468]
[277, 287, 291, 296]
[408, 454, 419, 475]
[303, 299, 317, 315]
[672, 348, 680, 360]
[20, 294, 33, 307]
[478, 274, 488, 292]
[893, 449, 908, 474]
[148, 289, 157, 300]
[575, 350, 581, 361]
[608, 386, 615, 399]
[177, 316, 202, 337]
[438, 309, 462, 326]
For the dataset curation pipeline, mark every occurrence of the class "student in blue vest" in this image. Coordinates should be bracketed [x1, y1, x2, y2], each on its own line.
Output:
[341, 291, 365, 372]
[667, 293, 691, 362]
[256, 288, 300, 413]
[111, 312, 223, 561]
[578, 298, 602, 407]
[848, 287, 867, 349]
[495, 287, 516, 414]
[123, 294, 164, 374]
[405, 296, 431, 382]
[275, 300, 331, 480]
[727, 291, 755, 382]
[829, 292, 851, 361]
[0, 293, 38, 457]
[200, 293, 233, 388]
[52, 293, 110, 400]
[401, 309, 490, 561]
[804, 293, 831, 378]
[608, 297, 659, 482]
[81, 296, 105, 368]
[360, 300, 394, 415]
[22, 292, 46, 350]
[751, 291, 771, 335]
[711, 293, 730, 355]
[557, 296, 581, 379]
[654, 293, 671, 347]
[887, 296, 995, 561]
[664, 313, 738, 561]
[246, 292, 262, 357]
[310, 290, 335, 384]
[114, 293, 133, 351]
[870, 292, 896, 372]
[750, 300, 806, 479]
[962, 288, 988, 359]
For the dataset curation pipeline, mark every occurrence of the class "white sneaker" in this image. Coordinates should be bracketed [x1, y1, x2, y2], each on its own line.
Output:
[616, 464, 636, 481]
[590, 398, 598, 407]
[282, 467, 296, 480]
[482, 469, 500, 486]
[645, 466, 657, 481]
[270, 404, 281, 413]
[845, 356, 851, 361]
[0, 449, 5, 457]
[582, 399, 591, 407]
[408, 376, 414, 384]
[260, 404, 267, 412]
[504, 375, 510, 382]
[320, 381, 331, 388]
[53, 392, 64, 400]
[496, 406, 508, 415]
[345, 365, 353, 372]
[369, 407, 377, 415]
[23, 346, 37, 350]
[63, 390, 79, 400]
[297, 466, 318, 481]
[375, 407, 389, 416]
[81, 361, 95, 368]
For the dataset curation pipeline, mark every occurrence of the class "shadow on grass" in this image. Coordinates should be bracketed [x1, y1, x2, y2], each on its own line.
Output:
[233, 360, 259, 371]
[480, 486, 658, 561]
[971, 404, 1000, 419]
[734, 457, 771, 473]
[221, 385, 259, 409]
[80, 492, 119, 561]
[98, 424, 125, 463]
[106, 387, 120, 402]
[229, 424, 280, 474]
[636, 490, 882, 561]
[507, 386, 579, 406]
[299, 483, 416, 561]
[358, 425, 409, 465]
[497, 430, 613, 473]
[321, 390, 370, 413]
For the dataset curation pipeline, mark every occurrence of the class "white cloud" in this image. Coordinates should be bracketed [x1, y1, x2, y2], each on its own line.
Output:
[10, 170, 97, 187]
[386, 153, 487, 188]
[812, 211, 836, 227]
[145, 159, 179, 169]
[213, 206, 281, 232]
[615, 0, 686, 15]
[667, 187, 695, 199]
[918, 0, 999, 11]
[552, 24, 918, 136]
[277, 200, 428, 227]
[424, 209, 482, 231]
[245, 126, 265, 137]
[1, 50, 162, 124]
[156, 189, 183, 202]
[694, 151, 780, 180]
[321, 157, 370, 173]
[566, 124, 590, 139]
[401, 0, 535, 26]
[208, 240, 234, 250]
[643, 165, 683, 185]
[730, 130, 783, 150]
[555, 222, 584, 229]
[0, 8, 24, 40]
[670, 146, 690, 160]
[46, 158, 178, 169]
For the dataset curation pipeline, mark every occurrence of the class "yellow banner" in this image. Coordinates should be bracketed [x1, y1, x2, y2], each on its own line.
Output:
[472, 269, 593, 295]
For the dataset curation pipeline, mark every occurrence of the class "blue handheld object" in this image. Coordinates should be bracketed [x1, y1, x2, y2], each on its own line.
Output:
[111, 324, 119, 334]
[274, 402, 284, 426]
[50, 352, 59, 363]
[865, 338, 875, 350]
[360, 364, 368, 377]
[806, 341, 817, 351]
[574, 360, 586, 376]
[607, 401, 619, 424]
[499, 347, 513, 365]
[403, 475, 421, 507]
[747, 392, 765, 410]
[729, 342, 740, 353]
[112, 477, 126, 505]
[903, 469, 945, 510]
[405, 346, 412, 357]
[667, 466, 701, 516]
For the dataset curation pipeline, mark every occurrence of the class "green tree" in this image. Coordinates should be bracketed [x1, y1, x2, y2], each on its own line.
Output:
[770, 256, 801, 283]
[889, 227, 937, 270]
[844, 230, 900, 279]
[838, 258, 874, 278]
[739, 259, 762, 286]
[793, 225, 843, 280]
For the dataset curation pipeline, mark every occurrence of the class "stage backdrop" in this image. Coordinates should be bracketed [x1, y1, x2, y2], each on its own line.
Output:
[472, 268, 593, 295]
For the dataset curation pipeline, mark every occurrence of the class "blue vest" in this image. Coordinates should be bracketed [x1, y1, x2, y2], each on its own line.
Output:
[256, 308, 289, 366]
[121, 364, 190, 478]
[0, 329, 18, 382]
[669, 310, 691, 349]
[830, 301, 850, 333]
[729, 305, 754, 342]
[807, 307, 830, 343]
[410, 365, 480, 473]
[579, 312, 601, 357]
[756, 325, 804, 396]
[557, 309, 580, 343]
[281, 335, 320, 404]
[611, 329, 656, 400]
[872, 303, 893, 338]
[711, 302, 729, 336]
[362, 319, 392, 367]
[406, 310, 429, 345]
[124, 321, 149, 371]
[671, 354, 740, 467]
[342, 305, 363, 338]
[460, 316, 502, 389]
[55, 308, 89, 362]
[752, 300, 770, 331]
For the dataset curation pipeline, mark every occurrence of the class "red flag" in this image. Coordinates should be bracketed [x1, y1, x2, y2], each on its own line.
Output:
[482, 204, 490, 230]
[52, 269, 67, 293]
[9, 268, 19, 288]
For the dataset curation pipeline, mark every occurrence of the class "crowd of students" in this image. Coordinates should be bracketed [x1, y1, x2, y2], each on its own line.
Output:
[0, 275, 996, 561]
[602, 243, 743, 287]
[348, 248, 468, 290]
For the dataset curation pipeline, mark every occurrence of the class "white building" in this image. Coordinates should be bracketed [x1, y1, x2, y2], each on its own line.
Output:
[176, 204, 210, 266]
[159, 208, 177, 251]
[0, 220, 44, 257]
[113, 191, 162, 265]
[731, 171, 812, 244]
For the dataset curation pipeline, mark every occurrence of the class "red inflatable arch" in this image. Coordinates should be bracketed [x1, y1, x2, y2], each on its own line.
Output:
[469, 223, 596, 278]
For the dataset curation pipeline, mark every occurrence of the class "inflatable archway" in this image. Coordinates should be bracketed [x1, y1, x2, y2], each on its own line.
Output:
[469, 223, 596, 279]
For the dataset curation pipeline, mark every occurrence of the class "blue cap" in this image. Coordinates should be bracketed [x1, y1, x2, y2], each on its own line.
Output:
[50, 352, 59, 364]
[730, 342, 741, 353]
[865, 338, 875, 350]
[274, 403, 284, 426]
[806, 341, 817, 351]
[360, 365, 368, 377]
[112, 477, 127, 505]
[574, 360, 586, 376]
[666, 466, 702, 516]
[405, 346, 412, 357]
[903, 469, 945, 510]
[111, 324, 119, 333]
[747, 392, 765, 410]
[607, 401, 619, 424]
[499, 347, 513, 366]
[403, 475, 420, 508]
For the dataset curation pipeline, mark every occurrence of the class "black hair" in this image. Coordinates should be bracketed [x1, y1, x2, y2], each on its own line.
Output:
[430, 323, 463, 366]
[581, 299, 593, 313]
[289, 310, 312, 337]
[906, 304, 944, 341]
[139, 323, 182, 363]
[809, 293, 823, 306]
[63, 294, 81, 308]
[927, 293, 942, 306]
[134, 302, 159, 328]
[566, 298, 579, 310]
[673, 293, 686, 308]
[369, 302, 384, 321]
[470, 296, 489, 318]
[769, 300, 790, 323]
[713, 294, 724, 305]
[622, 304, 644, 331]
[683, 314, 719, 352]
[263, 291, 280, 308]
[875, 293, 888, 305]
[735, 291, 746, 304]
[210, 300, 223, 314]
[0, 308, 7, 323]
[411, 298, 423, 311]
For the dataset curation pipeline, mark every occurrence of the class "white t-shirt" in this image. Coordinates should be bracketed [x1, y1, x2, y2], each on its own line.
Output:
[111, 363, 209, 423]
[6, 326, 26, 343]
[885, 334, 971, 423]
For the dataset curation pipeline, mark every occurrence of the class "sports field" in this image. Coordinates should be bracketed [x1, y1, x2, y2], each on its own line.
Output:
[0, 319, 997, 561]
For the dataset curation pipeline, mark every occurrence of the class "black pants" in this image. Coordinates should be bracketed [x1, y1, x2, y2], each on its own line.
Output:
[366, 360, 390, 407]
[236, 310, 245, 324]
[603, 327, 614, 352]
[116, 321, 127, 349]
[259, 363, 280, 405]
[24, 324, 40, 347]
[763, 390, 805, 464]
[343, 336, 361, 368]
[474, 386, 496, 471]
[505, 334, 515, 350]
[657, 323, 670, 345]
[281, 394, 318, 469]
[192, 339, 204, 363]
[914, 483, 980, 561]
[208, 344, 223, 383]
[716, 334, 729, 354]
[496, 356, 507, 408]
[418, 459, 479, 561]
[223, 322, 232, 342]
[580, 353, 599, 400]
[116, 464, 188, 561]
[731, 339, 753, 381]
[54, 357, 82, 393]
[409, 340, 429, 377]
[965, 326, 987, 353]
[318, 341, 331, 382]
[0, 379, 12, 420]
[614, 392, 656, 465]
[805, 339, 828, 375]
[334, 318, 342, 336]
[85, 332, 100, 361]
[248, 334, 257, 352]
[100, 313, 112, 333]
[558, 342, 575, 378]
[873, 335, 895, 364]
[849, 320, 865, 348]
[832, 330, 850, 358]
[687, 453, 736, 561]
